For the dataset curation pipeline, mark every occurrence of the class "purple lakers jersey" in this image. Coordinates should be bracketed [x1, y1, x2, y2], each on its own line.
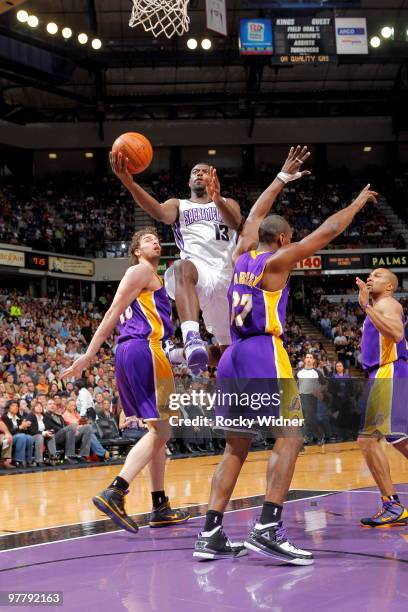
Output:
[117, 282, 173, 344]
[361, 315, 408, 370]
[228, 250, 289, 343]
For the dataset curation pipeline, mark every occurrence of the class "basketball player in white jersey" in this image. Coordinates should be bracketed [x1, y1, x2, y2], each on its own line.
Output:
[110, 152, 242, 374]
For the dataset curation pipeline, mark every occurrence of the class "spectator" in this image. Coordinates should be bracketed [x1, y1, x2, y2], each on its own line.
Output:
[26, 402, 58, 466]
[2, 400, 34, 467]
[63, 399, 108, 461]
[76, 379, 94, 417]
[118, 409, 147, 442]
[43, 398, 84, 465]
[0, 418, 14, 469]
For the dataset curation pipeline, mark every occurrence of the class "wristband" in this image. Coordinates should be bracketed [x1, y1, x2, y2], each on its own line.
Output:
[277, 171, 302, 184]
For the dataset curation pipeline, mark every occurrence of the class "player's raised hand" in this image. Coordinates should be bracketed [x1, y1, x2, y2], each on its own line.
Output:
[62, 354, 92, 380]
[356, 277, 370, 310]
[109, 151, 134, 188]
[352, 184, 378, 210]
[280, 145, 311, 180]
[206, 166, 222, 202]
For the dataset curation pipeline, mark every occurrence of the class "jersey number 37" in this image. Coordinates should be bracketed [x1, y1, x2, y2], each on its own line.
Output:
[231, 291, 253, 327]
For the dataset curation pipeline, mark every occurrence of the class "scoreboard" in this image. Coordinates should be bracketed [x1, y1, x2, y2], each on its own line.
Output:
[272, 16, 336, 64]
[239, 14, 367, 62]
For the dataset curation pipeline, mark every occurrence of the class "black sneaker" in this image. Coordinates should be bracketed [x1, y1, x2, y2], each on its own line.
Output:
[64, 456, 78, 465]
[244, 521, 314, 566]
[92, 487, 139, 534]
[149, 499, 190, 527]
[193, 526, 248, 560]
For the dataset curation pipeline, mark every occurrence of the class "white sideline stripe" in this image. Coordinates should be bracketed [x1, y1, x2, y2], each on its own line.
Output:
[0, 491, 337, 554]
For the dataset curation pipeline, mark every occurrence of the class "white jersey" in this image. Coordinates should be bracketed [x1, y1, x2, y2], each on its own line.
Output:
[172, 199, 237, 272]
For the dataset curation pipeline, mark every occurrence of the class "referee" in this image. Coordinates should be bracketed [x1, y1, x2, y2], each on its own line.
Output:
[296, 353, 324, 444]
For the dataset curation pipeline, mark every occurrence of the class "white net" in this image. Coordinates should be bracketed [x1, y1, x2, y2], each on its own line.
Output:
[129, 0, 190, 39]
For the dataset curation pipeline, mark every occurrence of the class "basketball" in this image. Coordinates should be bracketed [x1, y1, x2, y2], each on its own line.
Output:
[111, 132, 153, 174]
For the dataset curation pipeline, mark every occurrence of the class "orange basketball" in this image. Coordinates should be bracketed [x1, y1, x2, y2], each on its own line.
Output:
[111, 132, 153, 174]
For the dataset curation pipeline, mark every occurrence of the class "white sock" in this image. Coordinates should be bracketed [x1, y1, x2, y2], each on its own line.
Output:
[181, 321, 200, 343]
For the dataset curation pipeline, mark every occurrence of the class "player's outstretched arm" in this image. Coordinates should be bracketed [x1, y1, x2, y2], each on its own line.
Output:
[62, 264, 153, 379]
[268, 184, 378, 273]
[356, 278, 404, 343]
[110, 151, 179, 224]
[205, 167, 242, 229]
[232, 145, 311, 263]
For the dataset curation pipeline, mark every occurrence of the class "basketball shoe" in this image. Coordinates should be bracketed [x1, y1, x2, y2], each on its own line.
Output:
[149, 499, 190, 527]
[92, 487, 139, 534]
[194, 525, 248, 560]
[244, 520, 314, 565]
[360, 498, 408, 527]
[184, 331, 209, 375]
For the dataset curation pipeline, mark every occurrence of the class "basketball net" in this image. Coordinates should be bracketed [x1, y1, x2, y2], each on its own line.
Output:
[129, 0, 190, 39]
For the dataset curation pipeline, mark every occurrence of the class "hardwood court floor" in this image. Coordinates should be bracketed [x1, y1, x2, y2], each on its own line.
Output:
[1, 442, 407, 535]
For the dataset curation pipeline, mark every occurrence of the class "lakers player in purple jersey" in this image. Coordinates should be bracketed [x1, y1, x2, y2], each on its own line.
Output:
[194, 146, 378, 564]
[356, 269, 408, 527]
[63, 228, 189, 532]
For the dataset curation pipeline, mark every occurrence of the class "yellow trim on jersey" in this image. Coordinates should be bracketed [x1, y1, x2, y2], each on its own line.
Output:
[137, 291, 164, 342]
[264, 289, 284, 337]
[149, 344, 175, 419]
[364, 363, 394, 436]
[271, 336, 301, 421]
[380, 335, 398, 367]
[272, 336, 293, 379]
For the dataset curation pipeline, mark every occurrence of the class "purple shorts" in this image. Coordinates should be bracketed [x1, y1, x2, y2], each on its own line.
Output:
[215, 335, 303, 436]
[115, 339, 175, 421]
[360, 358, 408, 443]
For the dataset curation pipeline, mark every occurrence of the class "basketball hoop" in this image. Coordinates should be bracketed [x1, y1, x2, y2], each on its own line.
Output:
[129, 0, 190, 39]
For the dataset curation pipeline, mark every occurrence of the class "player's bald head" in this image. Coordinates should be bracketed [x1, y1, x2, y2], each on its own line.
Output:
[368, 268, 399, 296]
[259, 215, 291, 246]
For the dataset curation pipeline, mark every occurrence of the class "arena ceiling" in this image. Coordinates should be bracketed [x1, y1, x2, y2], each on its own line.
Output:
[0, 0, 407, 125]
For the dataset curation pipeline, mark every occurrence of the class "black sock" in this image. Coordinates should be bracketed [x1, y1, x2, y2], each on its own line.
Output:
[382, 494, 400, 504]
[204, 510, 223, 532]
[151, 490, 167, 509]
[110, 476, 129, 492]
[260, 502, 282, 525]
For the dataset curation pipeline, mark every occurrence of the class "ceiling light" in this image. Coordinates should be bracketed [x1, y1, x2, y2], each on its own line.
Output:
[187, 38, 198, 50]
[62, 27, 73, 39]
[48, 153, 57, 159]
[46, 22, 58, 35]
[78, 33, 88, 45]
[85, 152, 94, 158]
[363, 146, 372, 153]
[208, 149, 216, 156]
[27, 15, 39, 28]
[16, 10, 29, 23]
[91, 38, 102, 50]
[201, 38, 212, 50]
[381, 26, 393, 39]
[370, 36, 381, 48]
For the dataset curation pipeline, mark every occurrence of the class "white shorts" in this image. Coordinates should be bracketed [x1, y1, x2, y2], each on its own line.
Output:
[164, 258, 232, 346]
